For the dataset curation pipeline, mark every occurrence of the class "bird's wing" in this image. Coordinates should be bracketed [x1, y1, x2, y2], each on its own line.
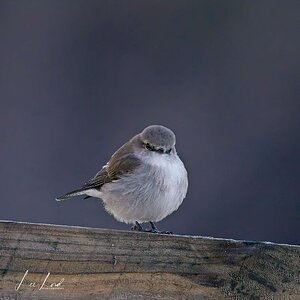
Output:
[83, 144, 141, 190]
[55, 166, 110, 201]
[107, 153, 141, 181]
[82, 165, 111, 189]
[83, 154, 141, 190]
[56, 141, 141, 201]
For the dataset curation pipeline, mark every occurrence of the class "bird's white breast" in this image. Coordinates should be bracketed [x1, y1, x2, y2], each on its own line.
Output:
[144, 152, 187, 198]
[90, 152, 188, 224]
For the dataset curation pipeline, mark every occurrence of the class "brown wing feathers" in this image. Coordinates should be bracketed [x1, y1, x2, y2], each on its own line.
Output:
[56, 138, 141, 200]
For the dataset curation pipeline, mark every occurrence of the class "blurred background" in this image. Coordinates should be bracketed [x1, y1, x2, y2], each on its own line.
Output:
[0, 1, 299, 244]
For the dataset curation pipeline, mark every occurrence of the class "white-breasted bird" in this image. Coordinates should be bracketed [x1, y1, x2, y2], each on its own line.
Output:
[56, 125, 188, 233]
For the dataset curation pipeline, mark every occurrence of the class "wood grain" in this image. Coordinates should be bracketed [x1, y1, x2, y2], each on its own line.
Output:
[0, 220, 299, 299]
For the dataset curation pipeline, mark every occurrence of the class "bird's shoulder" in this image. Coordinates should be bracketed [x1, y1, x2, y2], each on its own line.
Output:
[107, 140, 142, 180]
[84, 140, 142, 189]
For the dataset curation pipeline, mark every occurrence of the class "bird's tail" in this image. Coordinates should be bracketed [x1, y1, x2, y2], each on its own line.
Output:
[56, 188, 87, 201]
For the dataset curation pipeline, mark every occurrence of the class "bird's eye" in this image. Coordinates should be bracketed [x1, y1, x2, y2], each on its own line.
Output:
[145, 143, 152, 150]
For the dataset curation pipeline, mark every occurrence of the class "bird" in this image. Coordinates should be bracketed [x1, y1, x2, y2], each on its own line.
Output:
[56, 125, 188, 233]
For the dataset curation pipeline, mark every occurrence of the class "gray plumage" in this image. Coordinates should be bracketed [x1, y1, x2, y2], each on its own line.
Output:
[56, 125, 188, 225]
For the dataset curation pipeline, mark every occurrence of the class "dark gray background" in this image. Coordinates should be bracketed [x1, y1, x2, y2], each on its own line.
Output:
[1, 1, 299, 244]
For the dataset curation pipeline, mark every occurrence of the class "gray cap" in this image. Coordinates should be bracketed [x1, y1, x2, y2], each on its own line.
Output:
[141, 125, 176, 149]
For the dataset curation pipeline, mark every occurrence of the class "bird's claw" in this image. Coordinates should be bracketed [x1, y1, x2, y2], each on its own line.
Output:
[131, 221, 144, 231]
[131, 221, 173, 234]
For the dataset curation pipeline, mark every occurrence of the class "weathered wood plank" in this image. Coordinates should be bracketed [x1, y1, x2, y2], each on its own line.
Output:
[0, 220, 299, 299]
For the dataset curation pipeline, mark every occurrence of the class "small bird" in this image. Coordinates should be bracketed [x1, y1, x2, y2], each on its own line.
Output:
[56, 125, 188, 233]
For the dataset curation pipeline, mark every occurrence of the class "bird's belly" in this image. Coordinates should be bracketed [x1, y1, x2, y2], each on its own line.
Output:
[99, 160, 188, 224]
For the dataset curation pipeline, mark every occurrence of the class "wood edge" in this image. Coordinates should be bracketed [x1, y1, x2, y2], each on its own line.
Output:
[0, 219, 299, 248]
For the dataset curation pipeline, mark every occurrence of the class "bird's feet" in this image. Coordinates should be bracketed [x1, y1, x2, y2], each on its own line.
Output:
[131, 221, 172, 234]
[131, 221, 144, 232]
[145, 222, 173, 234]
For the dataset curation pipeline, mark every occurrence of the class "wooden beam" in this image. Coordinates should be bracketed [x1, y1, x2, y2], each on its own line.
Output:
[0, 220, 299, 299]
